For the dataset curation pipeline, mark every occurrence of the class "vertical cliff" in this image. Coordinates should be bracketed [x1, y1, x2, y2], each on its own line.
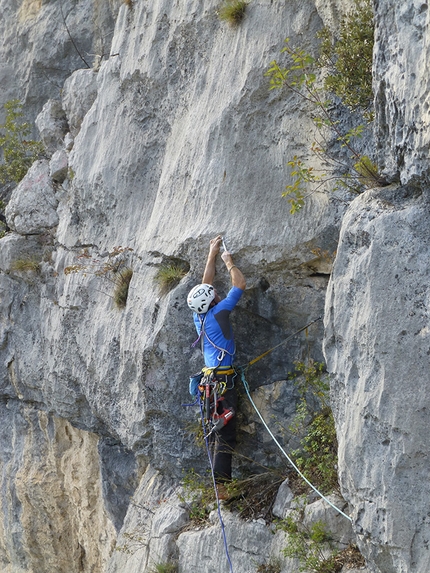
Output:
[0, 0, 428, 572]
[324, 1, 430, 572]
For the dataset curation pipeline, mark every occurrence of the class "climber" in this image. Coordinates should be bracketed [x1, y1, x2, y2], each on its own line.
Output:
[187, 235, 246, 496]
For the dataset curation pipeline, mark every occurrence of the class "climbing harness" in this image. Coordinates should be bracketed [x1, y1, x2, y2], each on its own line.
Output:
[198, 367, 236, 437]
[192, 314, 236, 363]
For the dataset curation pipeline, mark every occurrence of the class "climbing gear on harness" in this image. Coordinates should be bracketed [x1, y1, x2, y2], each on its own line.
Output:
[189, 371, 204, 396]
[197, 368, 236, 436]
[187, 283, 215, 314]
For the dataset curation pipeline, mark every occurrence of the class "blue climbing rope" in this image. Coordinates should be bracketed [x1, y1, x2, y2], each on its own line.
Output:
[199, 398, 235, 572]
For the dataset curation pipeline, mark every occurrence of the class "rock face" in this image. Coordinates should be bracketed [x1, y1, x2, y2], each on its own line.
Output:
[374, 0, 430, 185]
[324, 185, 430, 573]
[323, 1, 430, 572]
[0, 0, 428, 572]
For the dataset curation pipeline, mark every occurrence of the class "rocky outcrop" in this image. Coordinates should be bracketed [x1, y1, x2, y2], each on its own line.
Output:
[0, 0, 428, 571]
[374, 0, 430, 185]
[323, 1, 430, 571]
[324, 184, 430, 573]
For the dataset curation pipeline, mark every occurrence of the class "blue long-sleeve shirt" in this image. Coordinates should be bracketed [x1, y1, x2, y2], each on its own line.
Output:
[193, 286, 244, 367]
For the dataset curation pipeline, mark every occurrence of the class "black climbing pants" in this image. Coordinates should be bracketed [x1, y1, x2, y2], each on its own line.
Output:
[211, 380, 237, 482]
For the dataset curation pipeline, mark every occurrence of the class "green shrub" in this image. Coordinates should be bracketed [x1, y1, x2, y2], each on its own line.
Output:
[218, 0, 248, 25]
[10, 257, 41, 273]
[178, 469, 214, 524]
[279, 516, 338, 573]
[266, 0, 384, 213]
[288, 361, 339, 494]
[0, 100, 44, 184]
[318, 0, 374, 114]
[154, 261, 188, 295]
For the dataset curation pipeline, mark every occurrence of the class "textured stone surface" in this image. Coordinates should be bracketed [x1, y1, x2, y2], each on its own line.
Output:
[0, 402, 116, 573]
[324, 184, 430, 572]
[1, 0, 429, 571]
[0, 0, 117, 126]
[62, 69, 98, 136]
[374, 0, 430, 184]
[49, 149, 69, 183]
[5, 161, 59, 234]
[35, 100, 68, 154]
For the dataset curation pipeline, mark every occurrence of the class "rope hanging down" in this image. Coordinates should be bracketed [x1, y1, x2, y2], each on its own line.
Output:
[239, 368, 352, 522]
[199, 400, 235, 573]
[238, 315, 352, 523]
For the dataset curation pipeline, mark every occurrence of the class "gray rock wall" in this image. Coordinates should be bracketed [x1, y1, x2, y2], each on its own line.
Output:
[324, 1, 430, 571]
[325, 185, 430, 573]
[1, 0, 428, 571]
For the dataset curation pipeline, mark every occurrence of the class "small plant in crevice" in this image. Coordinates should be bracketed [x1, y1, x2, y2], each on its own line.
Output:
[154, 260, 188, 296]
[64, 246, 135, 309]
[114, 529, 149, 555]
[278, 515, 340, 573]
[218, 0, 248, 26]
[10, 257, 41, 273]
[149, 561, 178, 573]
[288, 361, 339, 495]
[266, 0, 386, 213]
[178, 468, 215, 525]
[113, 266, 133, 309]
[0, 99, 45, 185]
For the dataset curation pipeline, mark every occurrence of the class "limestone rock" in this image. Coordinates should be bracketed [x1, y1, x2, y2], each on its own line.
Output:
[324, 184, 430, 572]
[35, 100, 68, 154]
[0, 0, 117, 127]
[272, 479, 295, 519]
[303, 494, 353, 546]
[62, 69, 98, 136]
[0, 402, 116, 573]
[374, 0, 430, 185]
[49, 149, 69, 183]
[5, 160, 59, 234]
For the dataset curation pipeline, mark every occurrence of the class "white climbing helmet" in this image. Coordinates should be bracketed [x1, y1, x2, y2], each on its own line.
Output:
[187, 283, 215, 314]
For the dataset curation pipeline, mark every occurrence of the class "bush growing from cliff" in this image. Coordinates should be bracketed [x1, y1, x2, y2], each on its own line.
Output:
[278, 513, 365, 573]
[0, 100, 44, 184]
[218, 0, 248, 25]
[154, 259, 189, 295]
[266, 0, 384, 213]
[288, 361, 339, 494]
[318, 0, 374, 115]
